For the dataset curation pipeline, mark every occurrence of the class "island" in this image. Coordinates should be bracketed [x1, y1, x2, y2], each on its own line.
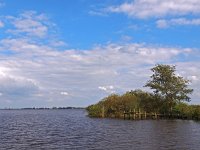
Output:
[87, 64, 200, 120]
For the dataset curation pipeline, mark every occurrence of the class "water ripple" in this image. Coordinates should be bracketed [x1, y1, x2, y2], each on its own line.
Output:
[0, 110, 200, 150]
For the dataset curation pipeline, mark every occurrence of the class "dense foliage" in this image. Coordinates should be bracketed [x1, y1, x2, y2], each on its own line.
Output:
[86, 90, 159, 118]
[86, 64, 198, 120]
[145, 64, 193, 113]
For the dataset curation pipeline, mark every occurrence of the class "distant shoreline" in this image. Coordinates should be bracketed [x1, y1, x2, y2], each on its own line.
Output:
[0, 107, 85, 110]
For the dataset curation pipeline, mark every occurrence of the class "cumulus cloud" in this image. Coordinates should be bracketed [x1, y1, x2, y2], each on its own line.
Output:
[0, 10, 199, 107]
[0, 67, 39, 100]
[99, 85, 115, 94]
[156, 18, 200, 28]
[0, 36, 199, 107]
[61, 92, 69, 96]
[156, 19, 169, 28]
[188, 75, 199, 81]
[107, 0, 200, 19]
[6, 11, 50, 38]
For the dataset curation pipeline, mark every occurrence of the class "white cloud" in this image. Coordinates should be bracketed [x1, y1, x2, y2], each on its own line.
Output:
[99, 85, 115, 94]
[121, 35, 133, 41]
[188, 75, 199, 81]
[101, 85, 114, 90]
[0, 21, 4, 28]
[60, 92, 69, 96]
[0, 69, 39, 99]
[6, 11, 50, 38]
[157, 18, 200, 28]
[108, 0, 200, 19]
[156, 19, 168, 28]
[0, 39, 199, 107]
[175, 62, 200, 104]
[0, 10, 199, 107]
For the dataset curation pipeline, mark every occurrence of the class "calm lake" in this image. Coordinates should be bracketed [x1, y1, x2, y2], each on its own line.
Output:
[0, 109, 200, 150]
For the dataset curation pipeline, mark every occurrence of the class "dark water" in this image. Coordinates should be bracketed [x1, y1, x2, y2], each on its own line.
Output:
[0, 109, 200, 150]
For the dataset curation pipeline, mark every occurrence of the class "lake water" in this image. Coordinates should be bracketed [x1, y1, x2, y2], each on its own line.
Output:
[0, 109, 200, 150]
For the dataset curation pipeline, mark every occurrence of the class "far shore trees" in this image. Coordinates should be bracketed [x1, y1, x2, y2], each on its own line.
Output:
[145, 64, 193, 114]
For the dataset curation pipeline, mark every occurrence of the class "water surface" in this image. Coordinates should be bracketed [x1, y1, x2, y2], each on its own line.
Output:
[0, 109, 200, 150]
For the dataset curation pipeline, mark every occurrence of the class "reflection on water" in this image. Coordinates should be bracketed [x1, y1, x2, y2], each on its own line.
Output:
[0, 109, 200, 150]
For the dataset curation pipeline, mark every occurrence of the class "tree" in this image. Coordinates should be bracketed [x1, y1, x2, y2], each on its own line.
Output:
[103, 94, 120, 117]
[120, 92, 138, 111]
[130, 89, 163, 113]
[145, 64, 193, 114]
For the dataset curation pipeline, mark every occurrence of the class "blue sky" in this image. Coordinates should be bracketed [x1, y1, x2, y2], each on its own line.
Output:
[1, 0, 200, 49]
[0, 0, 200, 108]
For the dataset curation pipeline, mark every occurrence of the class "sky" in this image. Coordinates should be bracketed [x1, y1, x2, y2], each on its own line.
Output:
[0, 0, 200, 108]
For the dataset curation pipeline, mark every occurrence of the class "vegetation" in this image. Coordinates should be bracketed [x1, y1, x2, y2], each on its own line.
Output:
[145, 64, 193, 114]
[86, 64, 200, 120]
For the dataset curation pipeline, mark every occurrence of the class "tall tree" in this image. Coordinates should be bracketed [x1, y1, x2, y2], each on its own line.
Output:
[145, 64, 193, 113]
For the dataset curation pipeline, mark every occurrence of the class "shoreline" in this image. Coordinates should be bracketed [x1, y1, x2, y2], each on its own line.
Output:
[0, 107, 85, 110]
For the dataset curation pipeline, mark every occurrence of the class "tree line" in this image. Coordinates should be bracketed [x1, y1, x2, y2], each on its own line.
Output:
[87, 64, 200, 120]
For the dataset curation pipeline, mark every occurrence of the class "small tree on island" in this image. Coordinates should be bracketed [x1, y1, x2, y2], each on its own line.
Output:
[145, 64, 193, 114]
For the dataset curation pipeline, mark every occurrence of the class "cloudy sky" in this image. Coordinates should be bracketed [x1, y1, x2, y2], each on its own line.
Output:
[0, 0, 200, 108]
